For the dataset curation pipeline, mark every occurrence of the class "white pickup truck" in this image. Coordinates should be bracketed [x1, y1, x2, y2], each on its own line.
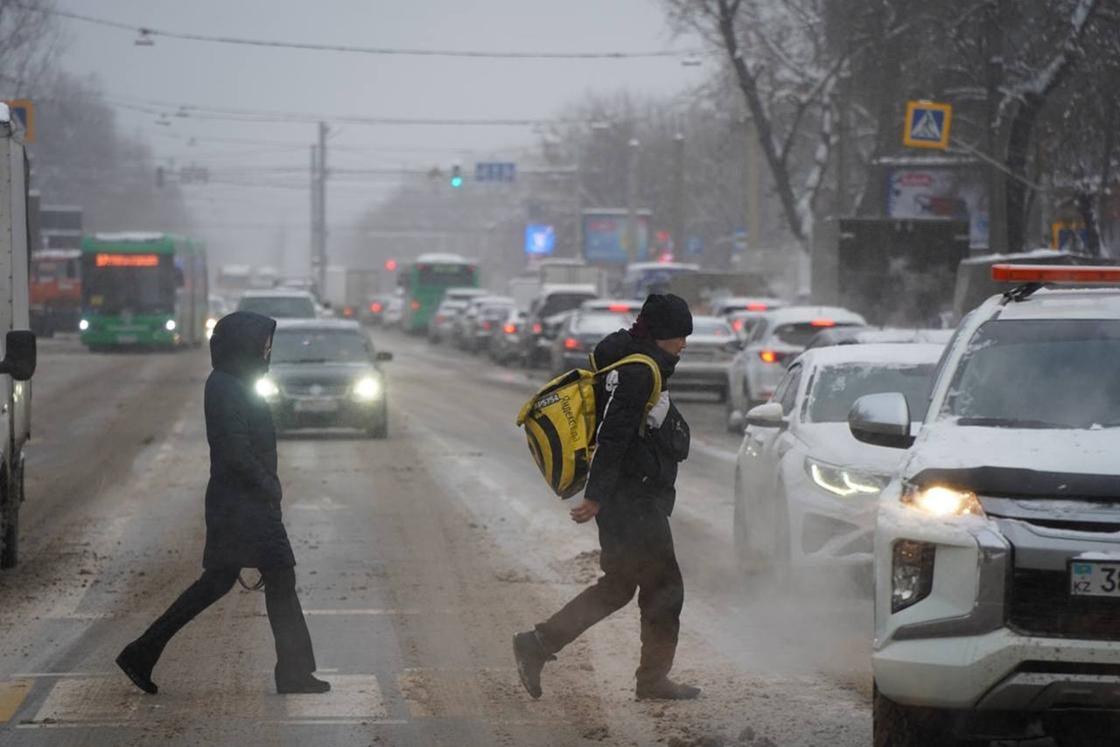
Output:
[0, 104, 40, 569]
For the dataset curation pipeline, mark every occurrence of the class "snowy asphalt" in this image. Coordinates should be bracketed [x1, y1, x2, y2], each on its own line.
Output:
[0, 331, 877, 746]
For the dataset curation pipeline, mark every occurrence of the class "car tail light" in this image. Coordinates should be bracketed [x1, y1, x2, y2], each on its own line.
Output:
[410, 300, 421, 311]
[481, 321, 492, 331]
[746, 302, 768, 312]
[759, 350, 779, 364]
[503, 323, 517, 335]
[370, 302, 383, 313]
[564, 337, 580, 350]
[991, 264, 1120, 284]
[810, 318, 836, 327]
[732, 319, 744, 332]
[532, 322, 543, 334]
[343, 306, 355, 317]
[608, 303, 631, 313]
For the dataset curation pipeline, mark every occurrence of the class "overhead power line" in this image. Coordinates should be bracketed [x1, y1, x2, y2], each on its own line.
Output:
[34, 4, 700, 61]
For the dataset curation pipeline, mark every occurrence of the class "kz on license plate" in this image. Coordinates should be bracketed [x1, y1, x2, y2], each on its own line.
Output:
[294, 398, 339, 414]
[1070, 560, 1120, 597]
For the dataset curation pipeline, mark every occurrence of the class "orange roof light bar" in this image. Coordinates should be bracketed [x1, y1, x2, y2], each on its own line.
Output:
[991, 264, 1120, 284]
[95, 253, 160, 268]
[810, 318, 836, 327]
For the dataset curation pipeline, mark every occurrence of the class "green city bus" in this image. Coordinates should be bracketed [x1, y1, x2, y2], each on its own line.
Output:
[398, 253, 479, 334]
[79, 233, 208, 350]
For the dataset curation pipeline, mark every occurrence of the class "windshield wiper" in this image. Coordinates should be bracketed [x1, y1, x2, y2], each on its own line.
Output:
[956, 416, 1070, 429]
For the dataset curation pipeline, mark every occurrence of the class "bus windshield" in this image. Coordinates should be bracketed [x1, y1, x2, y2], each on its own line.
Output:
[82, 255, 174, 314]
[414, 263, 477, 288]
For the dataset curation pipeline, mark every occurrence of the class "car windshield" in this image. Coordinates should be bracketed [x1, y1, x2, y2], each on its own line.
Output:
[692, 319, 734, 337]
[942, 319, 1120, 428]
[808, 362, 936, 423]
[272, 329, 369, 363]
[238, 295, 316, 319]
[574, 313, 632, 336]
[775, 321, 860, 347]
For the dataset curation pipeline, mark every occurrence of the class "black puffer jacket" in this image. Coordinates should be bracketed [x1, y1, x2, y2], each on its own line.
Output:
[202, 311, 296, 570]
[584, 330, 690, 515]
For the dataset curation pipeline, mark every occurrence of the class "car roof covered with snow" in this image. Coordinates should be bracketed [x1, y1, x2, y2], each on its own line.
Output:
[760, 305, 867, 328]
[239, 288, 315, 299]
[796, 342, 945, 370]
[274, 318, 364, 332]
[981, 286, 1120, 321]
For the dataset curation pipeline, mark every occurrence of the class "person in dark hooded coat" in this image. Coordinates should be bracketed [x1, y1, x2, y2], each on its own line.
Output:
[514, 294, 700, 702]
[115, 311, 329, 695]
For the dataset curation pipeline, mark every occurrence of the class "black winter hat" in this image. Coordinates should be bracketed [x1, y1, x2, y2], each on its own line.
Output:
[634, 293, 693, 340]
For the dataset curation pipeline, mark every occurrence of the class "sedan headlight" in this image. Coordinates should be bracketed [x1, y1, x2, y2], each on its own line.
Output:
[255, 377, 280, 400]
[901, 484, 984, 517]
[805, 458, 887, 498]
[353, 376, 383, 401]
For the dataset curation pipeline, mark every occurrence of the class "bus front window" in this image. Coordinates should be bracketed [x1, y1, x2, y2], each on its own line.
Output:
[83, 257, 175, 314]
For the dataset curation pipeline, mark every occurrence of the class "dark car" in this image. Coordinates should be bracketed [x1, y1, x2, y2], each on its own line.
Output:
[255, 319, 392, 438]
[550, 310, 635, 376]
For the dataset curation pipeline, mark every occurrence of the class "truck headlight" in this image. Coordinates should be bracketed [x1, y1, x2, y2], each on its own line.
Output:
[255, 377, 280, 400]
[353, 376, 382, 401]
[805, 458, 887, 498]
[902, 485, 983, 517]
[165, 319, 177, 332]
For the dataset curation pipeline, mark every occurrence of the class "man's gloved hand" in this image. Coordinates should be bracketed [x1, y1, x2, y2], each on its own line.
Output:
[570, 499, 600, 524]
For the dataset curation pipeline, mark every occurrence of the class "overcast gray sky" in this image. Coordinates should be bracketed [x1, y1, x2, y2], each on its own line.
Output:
[57, 0, 705, 271]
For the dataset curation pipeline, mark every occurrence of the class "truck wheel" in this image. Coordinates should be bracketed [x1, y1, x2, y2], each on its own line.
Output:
[873, 684, 981, 747]
[0, 469, 19, 570]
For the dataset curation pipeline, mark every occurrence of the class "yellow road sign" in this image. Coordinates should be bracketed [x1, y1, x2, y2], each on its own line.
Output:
[5, 99, 35, 144]
[903, 100, 951, 150]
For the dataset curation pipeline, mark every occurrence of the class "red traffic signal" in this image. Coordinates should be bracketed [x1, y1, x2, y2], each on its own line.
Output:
[384, 258, 398, 272]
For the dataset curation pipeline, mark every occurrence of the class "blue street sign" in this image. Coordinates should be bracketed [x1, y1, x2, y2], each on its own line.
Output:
[524, 224, 555, 256]
[903, 100, 952, 150]
[475, 162, 516, 183]
[686, 236, 703, 257]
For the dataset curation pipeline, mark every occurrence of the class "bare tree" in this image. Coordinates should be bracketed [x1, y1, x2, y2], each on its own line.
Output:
[0, 0, 60, 95]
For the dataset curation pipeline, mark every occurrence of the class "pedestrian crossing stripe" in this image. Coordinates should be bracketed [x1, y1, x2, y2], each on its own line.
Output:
[903, 100, 952, 149]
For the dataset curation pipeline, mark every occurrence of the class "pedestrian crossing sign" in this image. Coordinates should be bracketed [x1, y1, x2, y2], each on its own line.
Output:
[4, 99, 35, 144]
[903, 100, 951, 150]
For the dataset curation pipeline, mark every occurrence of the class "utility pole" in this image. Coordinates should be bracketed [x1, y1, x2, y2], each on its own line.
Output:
[310, 144, 319, 284]
[313, 121, 329, 293]
[626, 138, 640, 263]
[672, 133, 685, 260]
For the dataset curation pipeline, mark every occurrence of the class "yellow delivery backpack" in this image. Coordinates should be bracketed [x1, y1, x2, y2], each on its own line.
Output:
[516, 354, 661, 499]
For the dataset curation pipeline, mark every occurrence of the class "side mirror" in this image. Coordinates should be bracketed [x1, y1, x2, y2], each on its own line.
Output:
[375, 351, 393, 362]
[745, 402, 785, 429]
[0, 331, 36, 381]
[849, 392, 913, 449]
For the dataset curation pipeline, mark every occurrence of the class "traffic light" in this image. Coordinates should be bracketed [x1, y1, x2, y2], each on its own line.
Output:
[449, 165, 463, 188]
[384, 258, 398, 272]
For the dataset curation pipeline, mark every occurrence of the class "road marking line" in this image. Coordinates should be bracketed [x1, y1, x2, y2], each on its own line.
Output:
[0, 680, 32, 723]
[283, 675, 387, 720]
[10, 673, 109, 679]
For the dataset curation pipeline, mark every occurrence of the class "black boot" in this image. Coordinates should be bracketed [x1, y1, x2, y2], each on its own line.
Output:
[513, 631, 555, 699]
[636, 677, 701, 701]
[115, 640, 159, 695]
[276, 673, 331, 694]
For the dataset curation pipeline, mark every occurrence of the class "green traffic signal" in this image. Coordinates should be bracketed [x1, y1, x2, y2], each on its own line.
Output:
[450, 165, 462, 188]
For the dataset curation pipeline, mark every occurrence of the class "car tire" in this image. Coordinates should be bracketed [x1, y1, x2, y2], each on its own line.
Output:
[873, 684, 982, 747]
[1, 465, 21, 570]
[367, 407, 389, 439]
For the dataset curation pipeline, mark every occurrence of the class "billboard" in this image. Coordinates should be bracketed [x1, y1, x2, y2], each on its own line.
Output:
[581, 209, 651, 265]
[886, 168, 988, 248]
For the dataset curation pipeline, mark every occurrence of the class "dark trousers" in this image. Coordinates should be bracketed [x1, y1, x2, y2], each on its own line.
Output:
[535, 499, 684, 685]
[135, 566, 316, 680]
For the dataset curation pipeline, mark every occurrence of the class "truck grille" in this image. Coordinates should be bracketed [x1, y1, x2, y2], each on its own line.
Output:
[285, 383, 348, 397]
[1008, 568, 1120, 641]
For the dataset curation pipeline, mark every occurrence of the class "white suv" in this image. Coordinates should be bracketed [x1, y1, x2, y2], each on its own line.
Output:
[849, 265, 1120, 745]
[726, 305, 865, 430]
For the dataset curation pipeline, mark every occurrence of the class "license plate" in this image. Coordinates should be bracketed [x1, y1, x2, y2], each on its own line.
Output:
[294, 398, 339, 414]
[116, 334, 138, 344]
[1070, 560, 1120, 597]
